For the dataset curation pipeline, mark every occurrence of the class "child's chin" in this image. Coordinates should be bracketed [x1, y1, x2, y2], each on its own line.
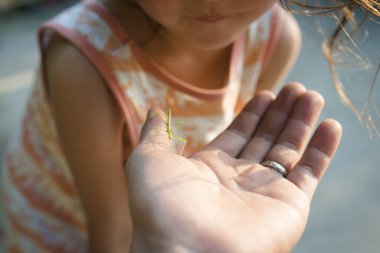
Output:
[188, 35, 240, 51]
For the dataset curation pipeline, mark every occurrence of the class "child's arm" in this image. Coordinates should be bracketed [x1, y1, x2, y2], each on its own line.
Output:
[46, 36, 132, 253]
[255, 9, 301, 93]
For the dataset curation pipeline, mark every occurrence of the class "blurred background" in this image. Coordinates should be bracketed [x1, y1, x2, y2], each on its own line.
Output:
[1, 1, 380, 252]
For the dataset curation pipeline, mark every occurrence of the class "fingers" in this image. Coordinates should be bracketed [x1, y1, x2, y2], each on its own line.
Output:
[203, 91, 275, 157]
[238, 83, 306, 162]
[262, 91, 325, 171]
[287, 119, 342, 201]
[139, 108, 176, 153]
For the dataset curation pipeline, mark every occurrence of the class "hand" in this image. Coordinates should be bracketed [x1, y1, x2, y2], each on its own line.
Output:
[125, 83, 342, 253]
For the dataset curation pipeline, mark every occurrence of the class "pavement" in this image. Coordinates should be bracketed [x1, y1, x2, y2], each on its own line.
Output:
[1, 3, 380, 252]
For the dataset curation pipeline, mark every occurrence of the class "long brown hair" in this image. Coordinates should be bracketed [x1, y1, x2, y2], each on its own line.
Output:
[281, 0, 380, 136]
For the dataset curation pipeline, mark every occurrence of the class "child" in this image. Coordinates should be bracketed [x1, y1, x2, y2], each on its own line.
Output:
[0, 0, 301, 252]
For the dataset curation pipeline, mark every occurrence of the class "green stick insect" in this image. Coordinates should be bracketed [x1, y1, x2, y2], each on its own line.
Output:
[161, 108, 187, 155]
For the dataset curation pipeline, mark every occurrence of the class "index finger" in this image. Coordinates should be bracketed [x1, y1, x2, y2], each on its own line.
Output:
[201, 91, 274, 157]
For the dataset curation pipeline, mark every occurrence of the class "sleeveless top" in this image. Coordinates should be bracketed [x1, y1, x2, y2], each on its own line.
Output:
[0, 0, 281, 252]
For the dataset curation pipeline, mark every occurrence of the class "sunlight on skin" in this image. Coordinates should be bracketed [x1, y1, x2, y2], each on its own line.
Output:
[126, 84, 342, 253]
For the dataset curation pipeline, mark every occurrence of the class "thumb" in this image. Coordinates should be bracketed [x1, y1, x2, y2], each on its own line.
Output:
[139, 108, 176, 153]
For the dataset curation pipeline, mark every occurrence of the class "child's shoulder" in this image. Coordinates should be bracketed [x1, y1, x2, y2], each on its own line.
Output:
[44, 33, 124, 125]
[42, 0, 126, 44]
[273, 6, 301, 52]
[46, 34, 91, 81]
[39, 0, 127, 100]
[246, 5, 301, 91]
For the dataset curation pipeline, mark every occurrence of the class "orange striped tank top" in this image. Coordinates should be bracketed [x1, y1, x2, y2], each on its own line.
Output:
[0, 0, 281, 252]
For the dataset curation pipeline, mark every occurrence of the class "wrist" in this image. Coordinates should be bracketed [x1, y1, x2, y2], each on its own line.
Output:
[130, 228, 238, 253]
[130, 232, 190, 253]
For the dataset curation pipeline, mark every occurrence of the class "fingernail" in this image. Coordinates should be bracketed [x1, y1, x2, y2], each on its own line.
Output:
[147, 109, 157, 119]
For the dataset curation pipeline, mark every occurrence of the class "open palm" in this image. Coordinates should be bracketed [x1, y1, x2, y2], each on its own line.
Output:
[126, 84, 342, 253]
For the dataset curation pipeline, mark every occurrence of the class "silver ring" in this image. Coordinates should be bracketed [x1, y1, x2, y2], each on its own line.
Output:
[261, 160, 288, 177]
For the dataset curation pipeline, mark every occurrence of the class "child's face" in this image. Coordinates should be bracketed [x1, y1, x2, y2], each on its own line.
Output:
[136, 0, 277, 50]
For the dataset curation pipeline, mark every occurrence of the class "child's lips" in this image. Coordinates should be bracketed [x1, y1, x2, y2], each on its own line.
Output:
[195, 14, 230, 23]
